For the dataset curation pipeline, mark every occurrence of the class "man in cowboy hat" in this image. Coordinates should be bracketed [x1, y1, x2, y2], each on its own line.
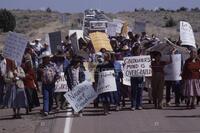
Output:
[38, 51, 58, 116]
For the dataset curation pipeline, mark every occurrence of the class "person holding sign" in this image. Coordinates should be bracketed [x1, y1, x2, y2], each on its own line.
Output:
[95, 52, 115, 115]
[151, 51, 173, 109]
[65, 58, 85, 116]
[130, 45, 144, 110]
[182, 49, 200, 109]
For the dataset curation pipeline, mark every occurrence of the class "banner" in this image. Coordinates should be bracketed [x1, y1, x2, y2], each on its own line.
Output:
[123, 55, 152, 77]
[134, 21, 146, 33]
[3, 32, 28, 66]
[89, 21, 107, 31]
[97, 70, 117, 94]
[69, 30, 83, 39]
[89, 32, 113, 52]
[70, 32, 79, 54]
[64, 81, 97, 112]
[55, 72, 69, 92]
[162, 54, 182, 81]
[180, 21, 196, 48]
[48, 31, 61, 54]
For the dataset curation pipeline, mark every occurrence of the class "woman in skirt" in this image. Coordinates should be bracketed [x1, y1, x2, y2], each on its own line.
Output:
[182, 49, 200, 109]
[23, 60, 40, 114]
[3, 59, 28, 118]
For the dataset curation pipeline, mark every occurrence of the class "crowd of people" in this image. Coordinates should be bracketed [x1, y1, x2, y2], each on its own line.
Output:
[0, 31, 200, 118]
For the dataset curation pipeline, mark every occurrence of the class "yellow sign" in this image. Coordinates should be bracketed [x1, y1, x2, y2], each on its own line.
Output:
[89, 32, 113, 52]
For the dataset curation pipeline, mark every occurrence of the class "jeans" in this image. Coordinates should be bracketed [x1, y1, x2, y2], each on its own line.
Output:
[113, 79, 121, 106]
[0, 80, 5, 105]
[131, 77, 143, 108]
[165, 81, 181, 104]
[42, 84, 54, 113]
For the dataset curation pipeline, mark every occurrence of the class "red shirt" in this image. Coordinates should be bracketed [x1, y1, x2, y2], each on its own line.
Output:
[23, 69, 37, 89]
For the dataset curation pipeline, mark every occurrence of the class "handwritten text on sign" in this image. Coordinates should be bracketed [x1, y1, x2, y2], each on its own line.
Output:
[55, 73, 69, 92]
[3, 32, 28, 66]
[64, 81, 97, 112]
[97, 70, 117, 94]
[124, 55, 152, 77]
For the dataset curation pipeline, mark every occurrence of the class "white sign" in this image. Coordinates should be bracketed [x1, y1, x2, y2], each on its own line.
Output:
[69, 30, 83, 39]
[180, 21, 196, 48]
[55, 73, 69, 92]
[89, 21, 107, 31]
[107, 22, 117, 36]
[123, 55, 152, 77]
[64, 81, 97, 112]
[97, 70, 117, 94]
[134, 21, 146, 33]
[3, 32, 28, 66]
[113, 19, 124, 34]
[163, 54, 182, 81]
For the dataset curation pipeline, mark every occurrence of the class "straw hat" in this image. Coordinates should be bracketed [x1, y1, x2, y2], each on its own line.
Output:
[39, 51, 52, 59]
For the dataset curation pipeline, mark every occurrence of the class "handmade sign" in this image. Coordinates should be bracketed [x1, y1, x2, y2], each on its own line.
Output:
[64, 81, 97, 112]
[123, 55, 152, 77]
[48, 31, 62, 54]
[89, 32, 113, 52]
[70, 32, 79, 54]
[107, 22, 117, 37]
[113, 19, 124, 34]
[162, 54, 182, 81]
[55, 72, 69, 92]
[180, 21, 196, 48]
[89, 21, 107, 31]
[97, 70, 117, 94]
[69, 30, 83, 39]
[3, 32, 28, 66]
[134, 21, 146, 33]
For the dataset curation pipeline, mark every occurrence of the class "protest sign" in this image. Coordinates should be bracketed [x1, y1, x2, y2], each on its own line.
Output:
[89, 32, 113, 52]
[97, 70, 117, 94]
[48, 31, 61, 54]
[162, 54, 182, 81]
[70, 32, 79, 54]
[121, 22, 129, 37]
[123, 55, 152, 77]
[180, 21, 196, 48]
[134, 21, 146, 33]
[107, 22, 117, 37]
[113, 19, 124, 34]
[69, 30, 83, 39]
[64, 81, 98, 112]
[89, 21, 107, 31]
[3, 32, 28, 66]
[55, 72, 69, 92]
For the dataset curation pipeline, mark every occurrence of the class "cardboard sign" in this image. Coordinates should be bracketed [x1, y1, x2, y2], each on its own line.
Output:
[70, 32, 79, 54]
[97, 70, 117, 94]
[64, 81, 98, 112]
[180, 21, 196, 48]
[89, 32, 113, 52]
[69, 30, 83, 39]
[163, 54, 182, 81]
[107, 22, 117, 37]
[3, 32, 28, 66]
[55, 72, 69, 92]
[123, 55, 152, 77]
[121, 22, 129, 37]
[134, 21, 146, 33]
[48, 31, 61, 54]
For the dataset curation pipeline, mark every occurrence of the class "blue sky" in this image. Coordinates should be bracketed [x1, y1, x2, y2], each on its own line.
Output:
[0, 0, 200, 12]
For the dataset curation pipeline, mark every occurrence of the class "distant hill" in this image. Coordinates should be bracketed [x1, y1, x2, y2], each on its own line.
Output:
[0, 9, 200, 49]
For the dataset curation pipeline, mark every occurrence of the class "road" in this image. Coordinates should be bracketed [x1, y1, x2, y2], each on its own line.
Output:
[1, 98, 200, 133]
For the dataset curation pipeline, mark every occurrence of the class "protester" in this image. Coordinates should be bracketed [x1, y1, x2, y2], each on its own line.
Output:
[130, 45, 144, 110]
[38, 51, 58, 116]
[95, 52, 114, 115]
[151, 51, 173, 109]
[0, 51, 6, 108]
[65, 57, 85, 116]
[3, 59, 28, 118]
[23, 60, 40, 114]
[182, 48, 200, 109]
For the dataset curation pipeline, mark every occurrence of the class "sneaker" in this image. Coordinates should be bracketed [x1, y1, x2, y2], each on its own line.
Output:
[137, 106, 143, 110]
[166, 102, 171, 107]
[43, 112, 48, 116]
[116, 106, 120, 111]
[131, 107, 135, 111]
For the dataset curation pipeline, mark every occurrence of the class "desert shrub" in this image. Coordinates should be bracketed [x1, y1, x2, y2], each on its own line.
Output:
[165, 17, 176, 27]
[0, 9, 16, 32]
